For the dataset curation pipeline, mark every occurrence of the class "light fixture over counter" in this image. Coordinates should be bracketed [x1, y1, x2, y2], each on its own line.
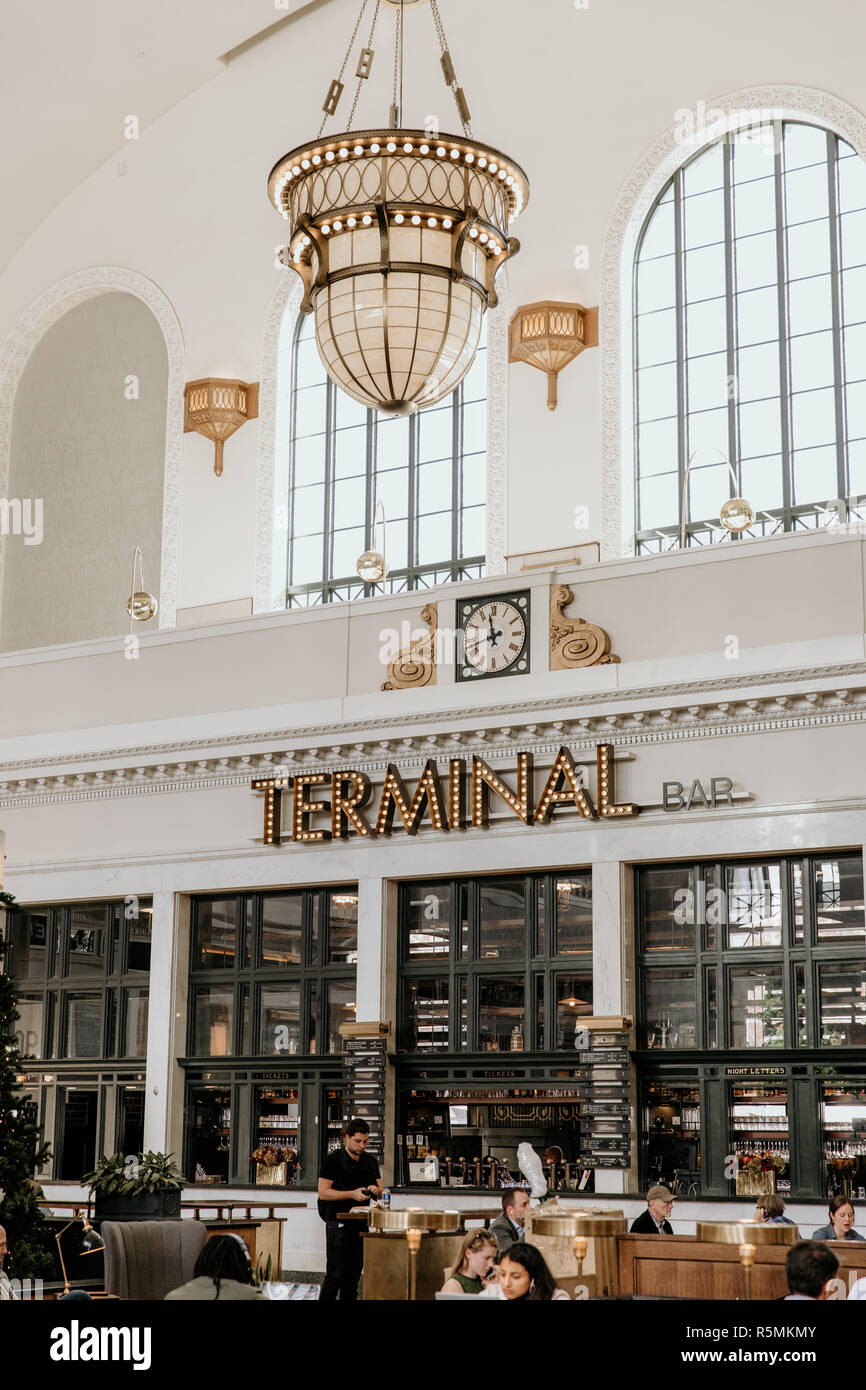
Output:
[508, 301, 598, 410]
[268, 0, 529, 416]
[184, 379, 259, 477]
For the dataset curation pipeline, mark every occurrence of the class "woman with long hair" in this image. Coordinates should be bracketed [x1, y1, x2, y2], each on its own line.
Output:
[482, 1242, 570, 1300]
[440, 1230, 499, 1295]
[812, 1195, 865, 1242]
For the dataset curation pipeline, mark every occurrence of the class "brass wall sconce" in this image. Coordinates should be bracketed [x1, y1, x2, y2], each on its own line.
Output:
[126, 547, 158, 631]
[184, 378, 259, 477]
[508, 301, 598, 410]
[55, 1211, 105, 1295]
[680, 452, 755, 548]
[696, 1219, 796, 1299]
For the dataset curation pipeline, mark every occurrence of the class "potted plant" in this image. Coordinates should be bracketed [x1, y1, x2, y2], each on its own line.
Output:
[82, 1150, 185, 1223]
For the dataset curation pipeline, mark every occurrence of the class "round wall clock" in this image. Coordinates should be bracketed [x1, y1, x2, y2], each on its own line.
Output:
[457, 591, 530, 681]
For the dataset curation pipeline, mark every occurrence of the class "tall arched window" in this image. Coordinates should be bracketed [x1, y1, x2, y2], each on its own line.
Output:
[634, 120, 866, 552]
[284, 312, 487, 605]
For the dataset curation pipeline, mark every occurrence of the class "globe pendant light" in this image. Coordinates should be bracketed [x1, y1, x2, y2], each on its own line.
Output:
[268, 0, 529, 415]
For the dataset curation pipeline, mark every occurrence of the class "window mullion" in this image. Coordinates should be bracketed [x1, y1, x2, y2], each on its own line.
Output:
[826, 130, 849, 503]
[452, 386, 461, 575]
[323, 382, 335, 599]
[674, 170, 689, 542]
[773, 120, 794, 527]
[723, 138, 739, 490]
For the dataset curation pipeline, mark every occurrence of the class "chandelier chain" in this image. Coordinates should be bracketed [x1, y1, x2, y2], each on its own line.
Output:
[429, 0, 472, 136]
[347, 0, 382, 130]
[392, 3, 403, 124]
[318, 0, 371, 138]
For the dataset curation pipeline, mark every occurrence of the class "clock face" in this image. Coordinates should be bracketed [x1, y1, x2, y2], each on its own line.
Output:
[459, 593, 530, 679]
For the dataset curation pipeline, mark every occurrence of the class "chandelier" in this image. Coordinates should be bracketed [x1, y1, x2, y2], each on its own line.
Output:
[267, 0, 529, 415]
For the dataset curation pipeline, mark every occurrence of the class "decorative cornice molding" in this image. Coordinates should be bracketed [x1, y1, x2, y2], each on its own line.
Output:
[600, 84, 866, 562]
[2, 673, 865, 806]
[0, 266, 186, 628]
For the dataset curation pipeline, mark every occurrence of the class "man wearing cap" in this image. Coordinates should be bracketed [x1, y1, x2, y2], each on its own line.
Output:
[630, 1186, 675, 1234]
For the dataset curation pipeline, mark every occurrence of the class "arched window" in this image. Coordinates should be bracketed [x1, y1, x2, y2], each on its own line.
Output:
[634, 120, 866, 552]
[284, 312, 488, 605]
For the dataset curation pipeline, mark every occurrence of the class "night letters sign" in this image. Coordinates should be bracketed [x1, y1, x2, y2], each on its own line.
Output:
[251, 742, 638, 847]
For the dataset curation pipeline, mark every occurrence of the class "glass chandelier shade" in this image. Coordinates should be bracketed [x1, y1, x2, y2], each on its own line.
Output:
[269, 132, 529, 414]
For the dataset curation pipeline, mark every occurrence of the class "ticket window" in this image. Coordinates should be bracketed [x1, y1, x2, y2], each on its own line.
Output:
[644, 1083, 701, 1193]
[253, 1086, 301, 1185]
[822, 1084, 866, 1200]
[58, 1088, 98, 1179]
[188, 1087, 231, 1184]
[730, 1083, 790, 1194]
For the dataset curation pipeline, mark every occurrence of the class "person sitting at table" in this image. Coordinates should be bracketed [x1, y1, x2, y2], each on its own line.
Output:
[812, 1195, 866, 1242]
[754, 1194, 796, 1225]
[629, 1185, 674, 1234]
[166, 1234, 262, 1300]
[783, 1240, 839, 1300]
[440, 1230, 499, 1295]
[490, 1188, 531, 1255]
[480, 1243, 570, 1300]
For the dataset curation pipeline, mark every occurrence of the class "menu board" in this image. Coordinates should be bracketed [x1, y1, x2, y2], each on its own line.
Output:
[575, 1031, 632, 1170]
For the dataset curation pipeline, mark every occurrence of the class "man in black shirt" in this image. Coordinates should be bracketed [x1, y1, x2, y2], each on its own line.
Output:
[317, 1118, 382, 1300]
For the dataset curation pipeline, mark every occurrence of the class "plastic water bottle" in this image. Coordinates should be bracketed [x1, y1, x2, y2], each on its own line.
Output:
[381, 1187, 391, 1209]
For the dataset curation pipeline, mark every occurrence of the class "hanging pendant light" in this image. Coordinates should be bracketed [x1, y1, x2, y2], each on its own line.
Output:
[268, 0, 529, 415]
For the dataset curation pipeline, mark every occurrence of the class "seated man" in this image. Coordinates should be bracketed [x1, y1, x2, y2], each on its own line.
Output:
[490, 1188, 530, 1255]
[630, 1185, 674, 1234]
[784, 1240, 839, 1300]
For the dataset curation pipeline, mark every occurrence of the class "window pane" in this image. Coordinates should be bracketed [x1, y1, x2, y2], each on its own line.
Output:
[686, 297, 726, 355]
[332, 475, 366, 529]
[789, 330, 835, 393]
[462, 452, 486, 508]
[333, 425, 367, 480]
[733, 128, 776, 181]
[327, 980, 356, 1052]
[118, 1088, 145, 1157]
[637, 363, 678, 424]
[838, 148, 866, 215]
[419, 405, 453, 463]
[462, 400, 486, 455]
[637, 254, 676, 313]
[193, 987, 233, 1056]
[290, 534, 324, 587]
[478, 977, 525, 1052]
[734, 176, 776, 237]
[336, 392, 368, 429]
[458, 976, 469, 1051]
[792, 861, 805, 943]
[738, 398, 782, 458]
[784, 122, 828, 172]
[534, 974, 545, 1049]
[254, 1086, 300, 1184]
[814, 857, 866, 941]
[59, 1088, 98, 1180]
[555, 973, 593, 1046]
[331, 526, 365, 578]
[687, 352, 728, 412]
[126, 907, 152, 972]
[644, 970, 696, 1049]
[822, 1084, 866, 1196]
[405, 977, 449, 1052]
[462, 346, 487, 403]
[293, 385, 327, 439]
[706, 966, 718, 1049]
[195, 899, 236, 969]
[736, 287, 778, 346]
[462, 505, 485, 558]
[123, 987, 149, 1056]
[684, 143, 724, 196]
[645, 1081, 702, 1193]
[405, 883, 451, 959]
[293, 434, 327, 487]
[683, 189, 724, 249]
[785, 163, 829, 225]
[418, 458, 452, 515]
[637, 416, 678, 476]
[787, 219, 831, 279]
[685, 243, 725, 303]
[479, 879, 525, 960]
[842, 266, 866, 325]
[638, 471, 678, 529]
[261, 893, 303, 966]
[375, 415, 410, 469]
[788, 276, 833, 336]
[818, 962, 866, 1045]
[740, 453, 783, 509]
[14, 995, 43, 1058]
[554, 875, 592, 954]
[67, 907, 107, 977]
[260, 984, 301, 1055]
[687, 408, 729, 460]
[687, 460, 730, 520]
[637, 308, 677, 367]
[375, 466, 408, 517]
[328, 891, 358, 963]
[65, 994, 103, 1059]
[735, 231, 777, 293]
[792, 444, 837, 503]
[729, 966, 784, 1047]
[7, 911, 50, 980]
[725, 864, 782, 947]
[639, 198, 675, 257]
[417, 511, 451, 566]
[795, 962, 807, 1046]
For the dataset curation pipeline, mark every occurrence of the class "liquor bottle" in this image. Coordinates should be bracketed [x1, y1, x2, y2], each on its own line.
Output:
[510, 1025, 524, 1052]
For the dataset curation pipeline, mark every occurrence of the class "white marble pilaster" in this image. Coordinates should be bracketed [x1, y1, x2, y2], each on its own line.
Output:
[143, 891, 188, 1156]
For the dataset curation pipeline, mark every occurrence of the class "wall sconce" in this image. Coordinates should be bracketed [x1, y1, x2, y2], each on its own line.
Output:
[508, 301, 598, 410]
[680, 452, 755, 548]
[184, 379, 259, 477]
[126, 547, 158, 631]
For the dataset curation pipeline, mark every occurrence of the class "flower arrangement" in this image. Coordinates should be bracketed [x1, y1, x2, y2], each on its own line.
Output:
[251, 1146, 292, 1166]
[741, 1151, 786, 1175]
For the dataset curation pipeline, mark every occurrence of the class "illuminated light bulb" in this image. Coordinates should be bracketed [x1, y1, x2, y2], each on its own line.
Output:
[362, 213, 373, 225]
[498, 169, 508, 180]
[506, 175, 514, 185]
[450, 148, 460, 159]
[302, 235, 311, 246]
[469, 227, 479, 238]
[370, 142, 380, 154]
[387, 141, 397, 153]
[325, 151, 335, 161]
[437, 146, 446, 157]
[479, 232, 489, 243]
[354, 144, 364, 156]
[443, 217, 453, 229]
[394, 212, 404, 224]
[478, 157, 487, 168]
[404, 141, 413, 152]
[322, 224, 331, 235]
[412, 214, 421, 225]
[465, 152, 475, 163]
[428, 217, 437, 227]
[333, 220, 343, 231]
[338, 147, 349, 159]
[347, 216, 357, 227]
[489, 161, 498, 173]
[292, 165, 301, 175]
[312, 154, 321, 165]
[301, 158, 310, 170]
[420, 143, 429, 154]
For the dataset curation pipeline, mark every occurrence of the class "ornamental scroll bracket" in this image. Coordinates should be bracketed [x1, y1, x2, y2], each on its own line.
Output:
[549, 584, 619, 670]
[382, 602, 438, 690]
